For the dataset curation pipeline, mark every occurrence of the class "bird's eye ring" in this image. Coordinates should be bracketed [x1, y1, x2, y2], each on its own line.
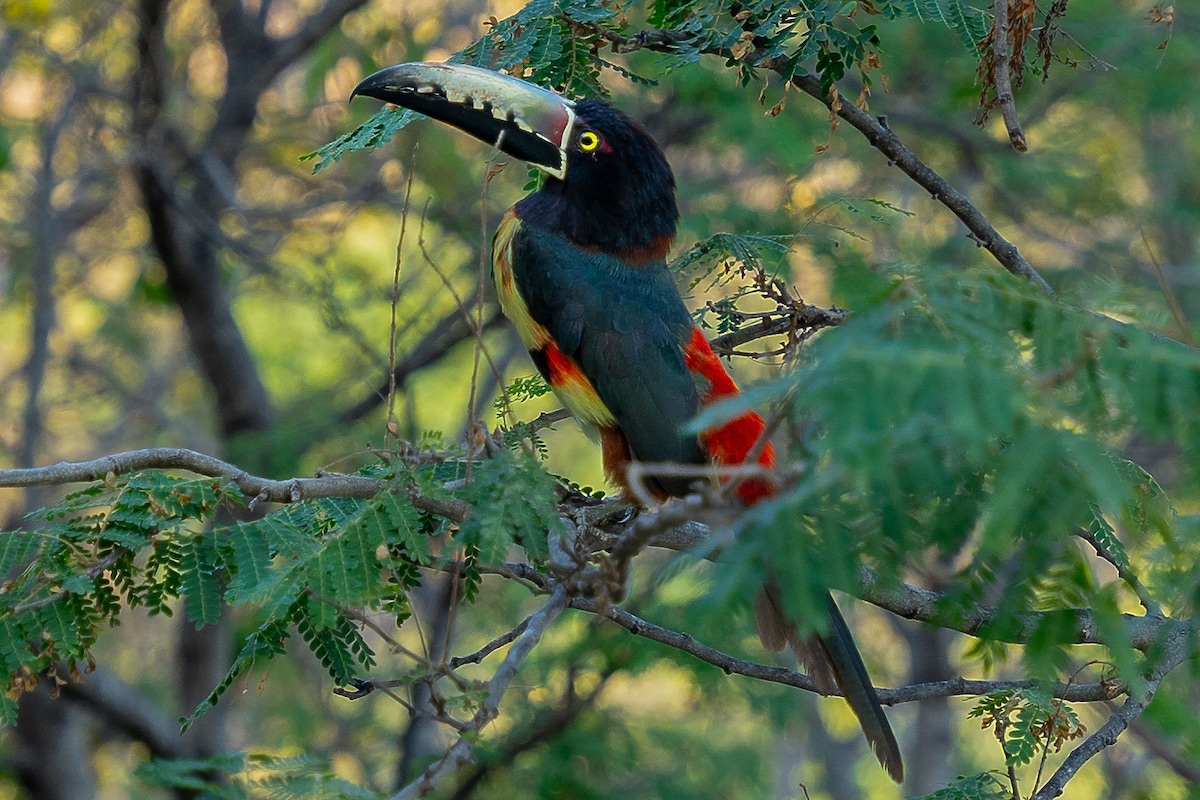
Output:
[578, 131, 601, 152]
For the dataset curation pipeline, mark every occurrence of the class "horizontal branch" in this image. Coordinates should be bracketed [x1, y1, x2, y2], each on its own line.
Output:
[0, 447, 472, 521]
[619, 513, 1195, 652]
[0, 448, 383, 501]
[570, 597, 1123, 705]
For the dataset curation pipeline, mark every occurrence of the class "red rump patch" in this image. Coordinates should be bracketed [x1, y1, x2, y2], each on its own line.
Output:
[682, 327, 776, 504]
[543, 341, 582, 385]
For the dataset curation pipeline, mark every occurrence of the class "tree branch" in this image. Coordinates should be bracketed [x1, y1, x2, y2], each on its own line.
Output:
[0, 447, 383, 502]
[986, 0, 1029, 152]
[391, 585, 569, 800]
[707, 298, 849, 357]
[781, 69, 1050, 294]
[571, 597, 1123, 705]
[591, 24, 1056, 297]
[1031, 621, 1193, 799]
[60, 667, 191, 760]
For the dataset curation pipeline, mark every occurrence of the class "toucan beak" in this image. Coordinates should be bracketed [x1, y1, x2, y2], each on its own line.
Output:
[351, 62, 576, 180]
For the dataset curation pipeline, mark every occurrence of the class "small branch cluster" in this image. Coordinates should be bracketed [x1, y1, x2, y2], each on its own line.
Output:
[708, 272, 850, 360]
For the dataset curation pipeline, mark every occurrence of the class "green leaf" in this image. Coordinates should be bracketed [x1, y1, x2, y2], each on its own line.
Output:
[180, 532, 223, 628]
[223, 521, 273, 603]
[917, 772, 1010, 799]
[457, 449, 564, 566]
[181, 619, 290, 732]
[0, 532, 41, 586]
[304, 107, 422, 173]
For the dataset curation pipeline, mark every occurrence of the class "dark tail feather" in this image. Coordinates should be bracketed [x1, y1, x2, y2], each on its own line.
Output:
[754, 582, 904, 783]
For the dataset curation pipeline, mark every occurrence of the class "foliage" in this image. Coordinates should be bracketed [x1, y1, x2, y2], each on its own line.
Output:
[0, 451, 562, 728]
[706, 265, 1195, 671]
[3, 0, 1200, 795]
[919, 772, 1011, 800]
[970, 688, 1086, 768]
[136, 753, 385, 799]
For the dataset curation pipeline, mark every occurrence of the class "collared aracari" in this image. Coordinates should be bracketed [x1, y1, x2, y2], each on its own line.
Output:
[352, 62, 903, 781]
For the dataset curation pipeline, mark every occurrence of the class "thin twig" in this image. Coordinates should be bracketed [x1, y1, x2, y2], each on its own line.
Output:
[449, 616, 532, 669]
[385, 147, 419, 448]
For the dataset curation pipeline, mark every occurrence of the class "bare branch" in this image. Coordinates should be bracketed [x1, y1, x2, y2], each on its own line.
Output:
[986, 0, 1030, 151]
[449, 616, 531, 669]
[447, 667, 614, 799]
[782, 70, 1050, 294]
[571, 597, 1124, 705]
[391, 586, 569, 800]
[0, 448, 383, 501]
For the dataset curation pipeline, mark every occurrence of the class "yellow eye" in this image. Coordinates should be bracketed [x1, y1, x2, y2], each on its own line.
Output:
[578, 131, 601, 152]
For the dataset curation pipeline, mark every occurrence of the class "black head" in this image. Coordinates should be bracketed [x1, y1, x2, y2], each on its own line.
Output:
[519, 99, 679, 260]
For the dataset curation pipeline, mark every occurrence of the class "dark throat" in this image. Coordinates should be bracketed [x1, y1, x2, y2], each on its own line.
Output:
[516, 156, 679, 262]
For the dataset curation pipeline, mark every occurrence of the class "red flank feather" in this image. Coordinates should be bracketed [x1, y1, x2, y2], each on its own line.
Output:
[682, 328, 776, 504]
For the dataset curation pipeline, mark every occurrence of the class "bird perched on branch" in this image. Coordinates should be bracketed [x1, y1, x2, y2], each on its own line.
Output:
[352, 61, 903, 781]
